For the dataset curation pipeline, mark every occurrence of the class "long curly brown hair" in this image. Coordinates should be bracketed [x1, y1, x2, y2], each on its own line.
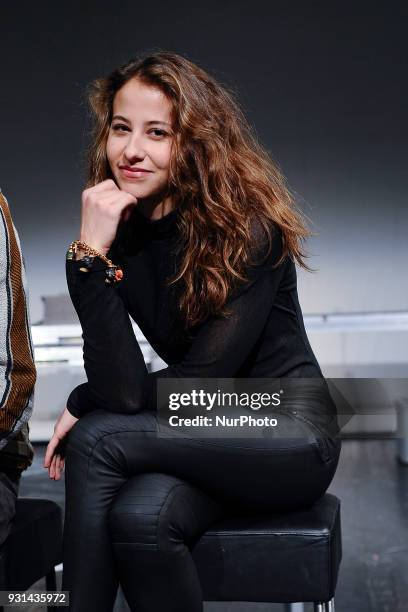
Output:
[86, 50, 314, 328]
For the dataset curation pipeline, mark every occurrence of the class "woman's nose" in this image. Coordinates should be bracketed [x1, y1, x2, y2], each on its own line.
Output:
[123, 135, 146, 162]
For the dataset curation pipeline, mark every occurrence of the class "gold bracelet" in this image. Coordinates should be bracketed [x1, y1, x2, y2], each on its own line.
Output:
[66, 240, 124, 284]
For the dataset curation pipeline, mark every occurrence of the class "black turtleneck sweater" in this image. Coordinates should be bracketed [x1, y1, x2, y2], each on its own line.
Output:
[65, 207, 323, 418]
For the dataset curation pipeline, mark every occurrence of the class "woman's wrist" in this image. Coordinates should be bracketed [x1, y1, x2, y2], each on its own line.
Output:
[74, 243, 108, 260]
[67, 240, 123, 284]
[78, 240, 110, 257]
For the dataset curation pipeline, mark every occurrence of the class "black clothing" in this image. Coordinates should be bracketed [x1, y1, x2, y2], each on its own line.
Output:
[66, 207, 324, 418]
[62, 207, 341, 612]
[0, 470, 19, 549]
[62, 408, 341, 612]
[0, 469, 19, 589]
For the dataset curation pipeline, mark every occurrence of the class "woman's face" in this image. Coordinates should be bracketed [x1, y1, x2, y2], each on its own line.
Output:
[106, 77, 174, 201]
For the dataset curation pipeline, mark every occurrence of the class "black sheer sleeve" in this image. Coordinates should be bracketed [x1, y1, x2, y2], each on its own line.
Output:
[66, 221, 287, 417]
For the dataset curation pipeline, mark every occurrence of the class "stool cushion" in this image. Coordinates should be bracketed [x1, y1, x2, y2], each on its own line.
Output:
[2, 498, 63, 590]
[192, 493, 341, 604]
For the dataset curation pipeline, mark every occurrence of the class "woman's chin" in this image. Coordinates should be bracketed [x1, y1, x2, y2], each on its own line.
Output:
[115, 178, 166, 204]
[117, 182, 148, 198]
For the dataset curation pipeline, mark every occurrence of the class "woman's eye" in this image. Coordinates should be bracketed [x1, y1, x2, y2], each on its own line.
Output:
[150, 129, 167, 137]
[111, 124, 129, 132]
[110, 125, 169, 137]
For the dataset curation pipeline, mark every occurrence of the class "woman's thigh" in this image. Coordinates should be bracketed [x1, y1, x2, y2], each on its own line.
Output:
[67, 407, 341, 512]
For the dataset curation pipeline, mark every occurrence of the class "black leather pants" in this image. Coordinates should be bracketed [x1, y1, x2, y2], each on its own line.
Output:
[62, 401, 341, 612]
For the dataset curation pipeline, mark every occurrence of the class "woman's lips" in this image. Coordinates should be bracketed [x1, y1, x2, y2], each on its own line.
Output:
[119, 167, 153, 179]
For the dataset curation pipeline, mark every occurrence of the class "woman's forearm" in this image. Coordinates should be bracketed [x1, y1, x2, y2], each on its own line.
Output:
[66, 258, 149, 415]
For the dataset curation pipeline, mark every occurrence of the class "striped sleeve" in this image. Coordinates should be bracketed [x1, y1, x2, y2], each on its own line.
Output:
[0, 190, 36, 455]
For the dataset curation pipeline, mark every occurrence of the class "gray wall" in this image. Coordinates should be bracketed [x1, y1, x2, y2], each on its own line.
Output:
[1, 1, 407, 322]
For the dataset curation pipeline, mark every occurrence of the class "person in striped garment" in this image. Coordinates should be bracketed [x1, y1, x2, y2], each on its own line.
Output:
[0, 189, 36, 550]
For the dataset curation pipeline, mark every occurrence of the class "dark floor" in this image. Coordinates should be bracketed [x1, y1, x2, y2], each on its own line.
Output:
[8, 439, 408, 612]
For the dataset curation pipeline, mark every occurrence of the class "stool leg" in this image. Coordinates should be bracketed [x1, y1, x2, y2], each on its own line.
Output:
[327, 598, 335, 612]
[284, 604, 305, 612]
[313, 600, 335, 612]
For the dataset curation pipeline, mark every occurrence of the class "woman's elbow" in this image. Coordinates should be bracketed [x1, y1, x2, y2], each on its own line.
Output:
[91, 387, 145, 415]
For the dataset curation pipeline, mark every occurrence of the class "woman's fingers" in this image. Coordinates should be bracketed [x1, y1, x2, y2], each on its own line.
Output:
[55, 455, 61, 480]
[44, 407, 75, 478]
[44, 434, 60, 468]
[84, 183, 137, 210]
[84, 179, 118, 195]
[80, 182, 137, 252]
[49, 454, 57, 479]
[56, 454, 65, 479]
[54, 455, 60, 480]
[97, 192, 137, 212]
[48, 453, 65, 481]
[44, 433, 66, 467]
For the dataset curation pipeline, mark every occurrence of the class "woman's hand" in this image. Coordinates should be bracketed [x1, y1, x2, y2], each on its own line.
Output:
[79, 179, 137, 255]
[43, 407, 79, 480]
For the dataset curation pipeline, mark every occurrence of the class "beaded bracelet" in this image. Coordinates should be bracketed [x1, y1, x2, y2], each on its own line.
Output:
[66, 240, 124, 284]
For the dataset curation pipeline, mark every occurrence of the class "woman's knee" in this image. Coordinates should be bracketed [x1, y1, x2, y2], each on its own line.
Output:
[66, 409, 157, 457]
[109, 473, 213, 554]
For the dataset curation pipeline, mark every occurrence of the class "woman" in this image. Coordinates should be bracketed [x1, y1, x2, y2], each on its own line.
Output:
[44, 51, 341, 612]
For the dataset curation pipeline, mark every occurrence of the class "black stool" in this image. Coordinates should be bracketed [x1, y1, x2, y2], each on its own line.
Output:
[0, 498, 63, 612]
[192, 492, 341, 611]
